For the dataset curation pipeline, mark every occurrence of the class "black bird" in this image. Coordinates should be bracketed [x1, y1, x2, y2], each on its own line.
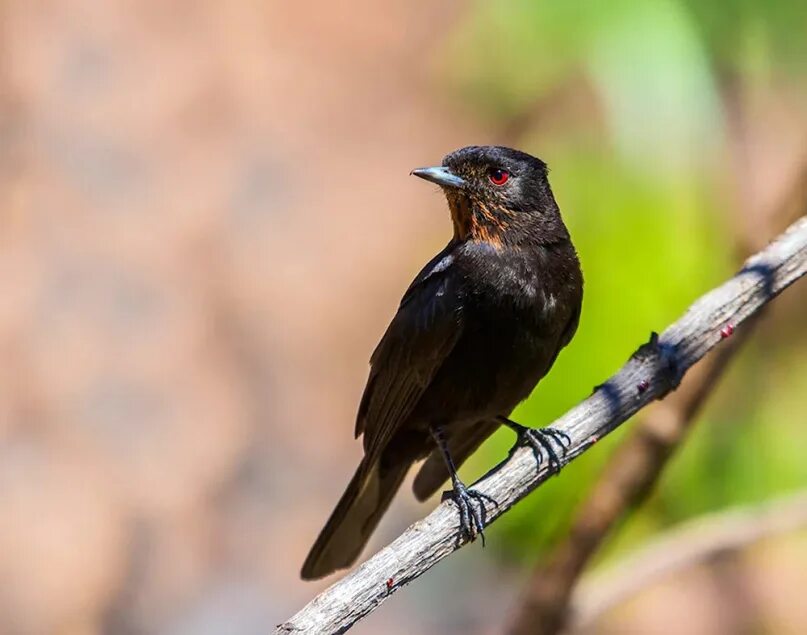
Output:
[301, 146, 583, 580]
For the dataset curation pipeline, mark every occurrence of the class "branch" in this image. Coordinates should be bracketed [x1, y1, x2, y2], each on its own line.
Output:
[571, 490, 807, 629]
[506, 322, 755, 635]
[277, 216, 807, 635]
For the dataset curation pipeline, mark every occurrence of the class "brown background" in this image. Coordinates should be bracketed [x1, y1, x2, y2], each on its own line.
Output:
[0, 1, 515, 633]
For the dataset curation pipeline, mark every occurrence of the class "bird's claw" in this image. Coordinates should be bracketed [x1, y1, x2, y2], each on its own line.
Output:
[442, 481, 498, 546]
[516, 426, 571, 473]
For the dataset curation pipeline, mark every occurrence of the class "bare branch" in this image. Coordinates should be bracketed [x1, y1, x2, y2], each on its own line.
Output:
[277, 215, 807, 635]
[570, 490, 807, 630]
[505, 322, 755, 635]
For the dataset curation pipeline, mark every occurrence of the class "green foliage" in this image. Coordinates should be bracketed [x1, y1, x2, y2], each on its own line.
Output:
[680, 0, 807, 74]
[442, 0, 807, 563]
[443, 0, 807, 120]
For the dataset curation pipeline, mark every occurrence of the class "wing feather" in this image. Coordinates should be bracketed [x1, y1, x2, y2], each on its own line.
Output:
[355, 247, 462, 464]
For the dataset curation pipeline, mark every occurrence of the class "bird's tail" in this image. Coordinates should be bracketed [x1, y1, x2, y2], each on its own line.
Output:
[301, 455, 410, 580]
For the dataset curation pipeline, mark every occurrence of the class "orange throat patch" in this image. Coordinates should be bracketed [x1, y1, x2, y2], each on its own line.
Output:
[446, 192, 510, 249]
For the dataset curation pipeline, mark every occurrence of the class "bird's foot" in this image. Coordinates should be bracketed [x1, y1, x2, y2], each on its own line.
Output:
[507, 421, 571, 473]
[441, 480, 498, 546]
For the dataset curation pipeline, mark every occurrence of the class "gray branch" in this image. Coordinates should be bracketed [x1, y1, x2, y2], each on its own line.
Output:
[277, 216, 807, 635]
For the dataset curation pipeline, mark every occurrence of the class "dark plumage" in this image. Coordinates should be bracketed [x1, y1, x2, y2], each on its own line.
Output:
[301, 146, 583, 580]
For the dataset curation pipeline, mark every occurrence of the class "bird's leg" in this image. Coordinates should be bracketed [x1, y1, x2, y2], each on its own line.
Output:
[430, 425, 498, 545]
[498, 416, 571, 474]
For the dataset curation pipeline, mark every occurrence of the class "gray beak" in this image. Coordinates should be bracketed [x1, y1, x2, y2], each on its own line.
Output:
[410, 166, 466, 189]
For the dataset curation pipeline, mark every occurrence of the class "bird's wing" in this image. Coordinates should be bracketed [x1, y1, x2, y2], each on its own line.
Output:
[355, 248, 463, 465]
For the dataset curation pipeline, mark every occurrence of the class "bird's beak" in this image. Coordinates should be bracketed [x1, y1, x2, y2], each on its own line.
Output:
[410, 166, 466, 189]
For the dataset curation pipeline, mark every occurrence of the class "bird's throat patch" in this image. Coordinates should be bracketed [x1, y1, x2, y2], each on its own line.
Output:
[447, 192, 509, 249]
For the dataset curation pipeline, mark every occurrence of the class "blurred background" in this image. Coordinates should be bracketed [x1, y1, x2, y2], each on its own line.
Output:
[0, 1, 806, 633]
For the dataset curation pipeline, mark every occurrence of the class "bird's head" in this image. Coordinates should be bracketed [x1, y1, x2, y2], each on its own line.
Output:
[412, 146, 569, 248]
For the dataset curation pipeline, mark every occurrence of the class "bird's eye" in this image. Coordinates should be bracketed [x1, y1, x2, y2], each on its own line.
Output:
[488, 168, 510, 186]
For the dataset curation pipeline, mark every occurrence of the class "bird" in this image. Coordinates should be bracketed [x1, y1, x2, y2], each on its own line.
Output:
[301, 145, 583, 580]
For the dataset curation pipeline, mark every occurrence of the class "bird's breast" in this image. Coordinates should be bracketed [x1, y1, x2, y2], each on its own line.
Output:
[405, 230, 581, 429]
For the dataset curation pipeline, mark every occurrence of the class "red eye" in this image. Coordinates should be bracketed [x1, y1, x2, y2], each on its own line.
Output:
[489, 168, 509, 185]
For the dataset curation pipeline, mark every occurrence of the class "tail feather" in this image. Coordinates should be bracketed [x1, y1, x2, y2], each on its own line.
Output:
[301, 456, 410, 580]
